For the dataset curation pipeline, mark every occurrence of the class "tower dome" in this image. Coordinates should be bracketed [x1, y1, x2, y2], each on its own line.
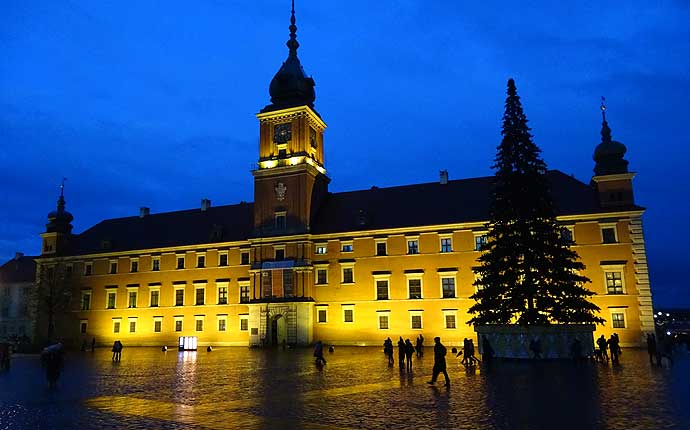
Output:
[593, 100, 629, 176]
[46, 180, 74, 234]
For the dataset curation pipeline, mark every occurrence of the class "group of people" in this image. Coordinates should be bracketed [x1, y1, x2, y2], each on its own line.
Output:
[111, 340, 123, 362]
[594, 334, 622, 364]
[646, 333, 674, 367]
[382, 335, 425, 371]
[456, 338, 481, 367]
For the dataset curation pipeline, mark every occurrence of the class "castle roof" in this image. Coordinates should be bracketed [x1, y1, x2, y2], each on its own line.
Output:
[66, 170, 643, 256]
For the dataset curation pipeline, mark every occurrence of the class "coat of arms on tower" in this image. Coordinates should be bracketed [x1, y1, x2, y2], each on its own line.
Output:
[275, 182, 287, 201]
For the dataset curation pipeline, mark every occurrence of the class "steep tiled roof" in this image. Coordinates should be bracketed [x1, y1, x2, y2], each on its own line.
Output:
[67, 170, 643, 255]
[0, 256, 37, 283]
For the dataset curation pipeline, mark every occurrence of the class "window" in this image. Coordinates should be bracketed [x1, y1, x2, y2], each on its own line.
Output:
[110, 261, 118, 274]
[80, 321, 88, 334]
[240, 316, 248, 331]
[560, 227, 574, 243]
[131, 260, 138, 273]
[611, 311, 626, 329]
[129, 320, 136, 333]
[605, 271, 624, 294]
[475, 234, 488, 251]
[152, 258, 160, 271]
[218, 286, 228, 304]
[283, 271, 294, 297]
[376, 241, 387, 256]
[407, 240, 419, 255]
[262, 271, 273, 297]
[441, 277, 456, 298]
[113, 321, 121, 333]
[342, 267, 354, 284]
[196, 319, 204, 332]
[241, 252, 250, 265]
[128, 291, 137, 308]
[376, 280, 389, 300]
[310, 127, 317, 148]
[378, 314, 389, 330]
[154, 319, 162, 333]
[219, 253, 228, 267]
[195, 288, 205, 305]
[218, 316, 227, 332]
[343, 306, 354, 323]
[602, 226, 617, 244]
[197, 255, 206, 268]
[240, 284, 250, 303]
[317, 308, 327, 323]
[175, 289, 184, 306]
[316, 268, 328, 285]
[408, 278, 422, 299]
[175, 319, 183, 332]
[150, 290, 160, 307]
[177, 256, 185, 269]
[445, 314, 457, 329]
[440, 237, 452, 253]
[315, 244, 327, 255]
[84, 263, 93, 276]
[81, 292, 91, 310]
[341, 242, 353, 253]
[275, 214, 286, 229]
[275, 249, 285, 261]
[411, 314, 422, 330]
[107, 292, 116, 309]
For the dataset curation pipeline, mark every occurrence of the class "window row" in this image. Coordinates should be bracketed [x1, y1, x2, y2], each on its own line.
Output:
[79, 315, 249, 335]
[80, 251, 251, 276]
[80, 283, 251, 310]
[315, 307, 459, 330]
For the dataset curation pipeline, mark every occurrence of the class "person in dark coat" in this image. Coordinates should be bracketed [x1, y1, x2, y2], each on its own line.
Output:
[608, 335, 620, 364]
[313, 340, 326, 365]
[427, 337, 450, 387]
[404, 339, 415, 372]
[91, 337, 96, 352]
[42, 343, 64, 388]
[646, 333, 658, 365]
[481, 336, 494, 364]
[384, 337, 394, 365]
[397, 337, 406, 370]
[415, 334, 424, 358]
[596, 335, 608, 363]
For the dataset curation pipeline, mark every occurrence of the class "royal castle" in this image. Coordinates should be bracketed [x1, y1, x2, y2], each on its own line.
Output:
[36, 6, 654, 348]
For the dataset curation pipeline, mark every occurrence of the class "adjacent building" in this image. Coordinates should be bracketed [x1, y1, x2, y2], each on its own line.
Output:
[36, 8, 654, 348]
[0, 253, 37, 343]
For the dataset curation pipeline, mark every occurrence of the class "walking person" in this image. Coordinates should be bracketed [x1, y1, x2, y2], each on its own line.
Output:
[313, 340, 327, 365]
[427, 337, 450, 387]
[415, 334, 424, 358]
[397, 337, 406, 371]
[646, 333, 658, 365]
[404, 339, 415, 372]
[42, 343, 64, 388]
[384, 337, 394, 366]
[467, 339, 480, 366]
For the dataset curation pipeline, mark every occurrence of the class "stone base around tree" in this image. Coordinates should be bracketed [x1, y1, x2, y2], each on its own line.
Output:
[475, 324, 596, 359]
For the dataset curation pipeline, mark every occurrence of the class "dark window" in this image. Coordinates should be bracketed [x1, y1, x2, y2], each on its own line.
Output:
[317, 269, 327, 285]
[110, 262, 118, 274]
[85, 264, 92, 276]
[218, 287, 228, 304]
[196, 320, 203, 331]
[175, 320, 183, 332]
[606, 272, 624, 294]
[66, 265, 73, 277]
[129, 321, 136, 333]
[107, 292, 116, 309]
[240, 286, 250, 303]
[150, 291, 159, 307]
[80, 322, 87, 334]
[344, 309, 353, 323]
[411, 315, 422, 329]
[131, 261, 138, 272]
[379, 315, 389, 330]
[177, 257, 185, 269]
[376, 242, 387, 256]
[407, 240, 419, 255]
[154, 320, 162, 333]
[442, 278, 455, 298]
[113, 322, 120, 333]
[241, 252, 250, 265]
[262, 271, 273, 297]
[310, 127, 317, 148]
[275, 215, 286, 230]
[560, 228, 574, 243]
[197, 256, 205, 268]
[342, 268, 353, 284]
[218, 319, 226, 331]
[408, 279, 422, 299]
[128, 292, 137, 308]
[318, 309, 327, 323]
[219, 254, 228, 266]
[376, 280, 389, 300]
[445, 314, 456, 329]
[81, 294, 91, 310]
[278, 148, 287, 158]
[275, 249, 285, 261]
[441, 238, 452, 253]
[175, 289, 184, 306]
[283, 271, 294, 297]
[196, 289, 205, 305]
[152, 259, 160, 271]
[240, 319, 248, 331]
[602, 227, 617, 244]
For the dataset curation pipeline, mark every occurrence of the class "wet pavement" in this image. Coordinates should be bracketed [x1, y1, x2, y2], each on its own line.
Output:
[1, 346, 689, 429]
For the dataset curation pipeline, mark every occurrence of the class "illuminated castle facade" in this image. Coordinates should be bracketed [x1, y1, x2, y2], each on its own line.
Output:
[37, 8, 654, 347]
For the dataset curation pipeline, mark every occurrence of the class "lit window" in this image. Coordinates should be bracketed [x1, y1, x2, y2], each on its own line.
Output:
[407, 240, 419, 255]
[475, 235, 488, 251]
[408, 279, 422, 299]
[342, 243, 353, 253]
[378, 315, 389, 330]
[440, 238, 452, 253]
[128, 291, 137, 308]
[611, 312, 626, 328]
[411, 315, 422, 330]
[317, 308, 327, 323]
[376, 280, 389, 300]
[442, 278, 456, 298]
[315, 245, 327, 255]
[605, 271, 624, 294]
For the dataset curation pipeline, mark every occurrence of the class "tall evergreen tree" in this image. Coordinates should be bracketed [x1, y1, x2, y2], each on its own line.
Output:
[468, 79, 604, 326]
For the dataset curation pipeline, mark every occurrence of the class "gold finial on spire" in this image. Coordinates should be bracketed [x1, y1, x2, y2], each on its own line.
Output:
[600, 96, 607, 121]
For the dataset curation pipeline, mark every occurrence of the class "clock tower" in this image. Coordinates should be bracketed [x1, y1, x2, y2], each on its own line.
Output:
[252, 2, 328, 237]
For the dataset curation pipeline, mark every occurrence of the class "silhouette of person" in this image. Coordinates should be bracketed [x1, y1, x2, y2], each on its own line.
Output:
[659, 335, 674, 367]
[384, 337, 394, 365]
[397, 337, 406, 370]
[529, 338, 542, 359]
[112, 340, 123, 362]
[458, 338, 469, 366]
[481, 335, 494, 364]
[91, 337, 96, 352]
[608, 335, 620, 364]
[427, 337, 450, 387]
[646, 333, 658, 365]
[404, 339, 415, 372]
[313, 340, 327, 365]
[596, 335, 608, 363]
[42, 343, 63, 388]
[416, 334, 424, 358]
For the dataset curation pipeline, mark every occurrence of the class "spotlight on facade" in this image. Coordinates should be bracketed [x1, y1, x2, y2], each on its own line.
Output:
[178, 336, 198, 351]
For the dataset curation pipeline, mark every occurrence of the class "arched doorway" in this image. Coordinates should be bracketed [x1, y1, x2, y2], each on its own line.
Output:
[270, 314, 287, 346]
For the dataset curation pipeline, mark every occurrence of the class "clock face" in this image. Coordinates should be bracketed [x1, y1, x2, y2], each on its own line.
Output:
[273, 123, 292, 144]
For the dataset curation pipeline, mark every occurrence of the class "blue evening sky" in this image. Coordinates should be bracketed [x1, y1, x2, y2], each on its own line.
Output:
[1, 1, 688, 307]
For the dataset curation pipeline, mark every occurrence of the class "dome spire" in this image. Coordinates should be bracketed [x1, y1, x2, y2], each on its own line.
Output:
[593, 97, 629, 176]
[46, 177, 74, 234]
[600, 96, 612, 145]
[287, 0, 299, 58]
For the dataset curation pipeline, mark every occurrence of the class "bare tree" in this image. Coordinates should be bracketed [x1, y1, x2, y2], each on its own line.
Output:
[34, 262, 73, 343]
